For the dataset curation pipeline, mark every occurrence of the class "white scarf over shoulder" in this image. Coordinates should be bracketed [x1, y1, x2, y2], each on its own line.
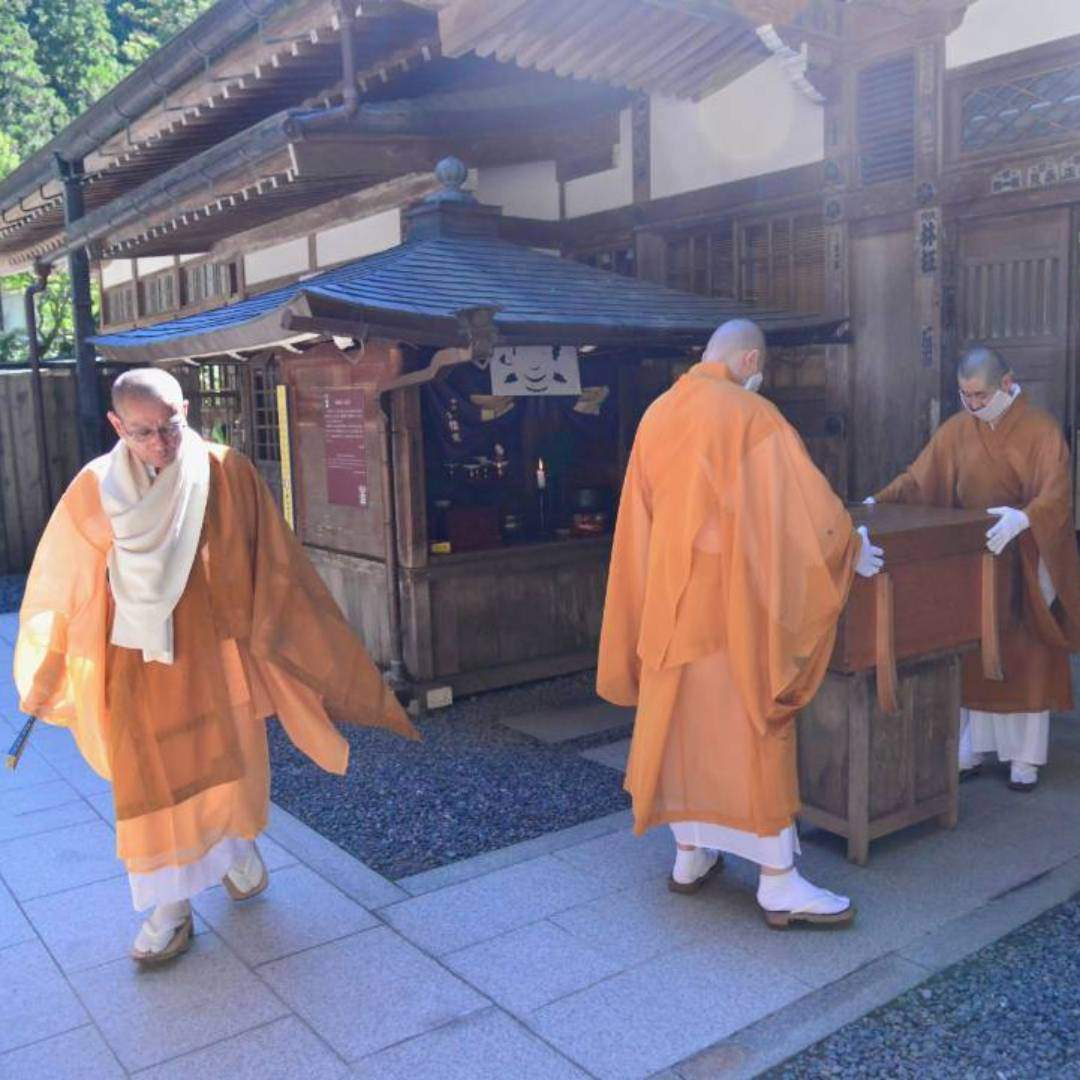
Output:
[99, 427, 211, 664]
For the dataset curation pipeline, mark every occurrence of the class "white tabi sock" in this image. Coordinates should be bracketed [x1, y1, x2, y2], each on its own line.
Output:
[756, 867, 850, 916]
[672, 847, 719, 886]
[224, 843, 264, 894]
[133, 899, 191, 955]
[1010, 761, 1038, 785]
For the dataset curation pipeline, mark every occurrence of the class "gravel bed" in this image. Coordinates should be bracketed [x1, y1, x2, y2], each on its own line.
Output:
[767, 892, 1080, 1079]
[268, 669, 631, 880]
[0, 575, 25, 613]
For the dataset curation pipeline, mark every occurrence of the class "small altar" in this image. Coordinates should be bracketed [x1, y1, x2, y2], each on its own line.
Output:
[797, 504, 1019, 864]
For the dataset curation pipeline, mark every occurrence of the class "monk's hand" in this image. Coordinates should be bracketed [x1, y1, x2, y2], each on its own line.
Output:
[986, 506, 1029, 556]
[855, 525, 884, 578]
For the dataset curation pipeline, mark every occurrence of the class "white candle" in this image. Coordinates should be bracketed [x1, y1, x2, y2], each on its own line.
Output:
[536, 458, 547, 490]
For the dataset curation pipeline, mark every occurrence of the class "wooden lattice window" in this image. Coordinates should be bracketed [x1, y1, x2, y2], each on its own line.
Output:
[105, 283, 137, 325]
[182, 261, 234, 307]
[141, 271, 178, 317]
[666, 221, 737, 298]
[857, 54, 916, 185]
[195, 362, 246, 449]
[960, 60, 1080, 154]
[251, 364, 281, 465]
[666, 213, 824, 312]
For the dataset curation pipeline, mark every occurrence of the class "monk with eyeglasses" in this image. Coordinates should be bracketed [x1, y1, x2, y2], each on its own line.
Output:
[14, 368, 417, 964]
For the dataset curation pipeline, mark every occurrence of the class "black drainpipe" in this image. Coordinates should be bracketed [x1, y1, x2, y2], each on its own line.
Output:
[378, 386, 409, 700]
[56, 154, 104, 463]
[23, 263, 54, 507]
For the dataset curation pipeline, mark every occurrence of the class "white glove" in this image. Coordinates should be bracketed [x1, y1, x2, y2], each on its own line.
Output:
[986, 506, 1029, 556]
[855, 525, 884, 578]
[863, 497, 876, 506]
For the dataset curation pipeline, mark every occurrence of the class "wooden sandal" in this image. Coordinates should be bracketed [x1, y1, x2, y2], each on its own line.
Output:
[762, 904, 855, 930]
[131, 913, 194, 966]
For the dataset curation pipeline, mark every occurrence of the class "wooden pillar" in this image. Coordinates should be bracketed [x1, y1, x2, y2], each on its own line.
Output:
[912, 37, 946, 450]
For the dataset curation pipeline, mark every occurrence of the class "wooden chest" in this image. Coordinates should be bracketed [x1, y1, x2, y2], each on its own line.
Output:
[798, 504, 1019, 864]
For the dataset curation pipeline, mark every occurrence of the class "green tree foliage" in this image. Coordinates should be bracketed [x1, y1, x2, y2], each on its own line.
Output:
[0, 0, 70, 162]
[115, 0, 216, 66]
[27, 0, 127, 115]
[1, 269, 100, 365]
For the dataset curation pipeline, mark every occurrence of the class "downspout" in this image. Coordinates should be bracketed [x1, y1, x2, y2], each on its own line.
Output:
[284, 0, 360, 137]
[56, 154, 104, 462]
[378, 386, 408, 698]
[24, 263, 54, 508]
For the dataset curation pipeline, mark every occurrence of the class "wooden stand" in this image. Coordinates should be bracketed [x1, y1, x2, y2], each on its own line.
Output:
[797, 653, 961, 865]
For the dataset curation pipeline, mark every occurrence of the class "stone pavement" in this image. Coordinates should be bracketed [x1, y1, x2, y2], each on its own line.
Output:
[2, 608, 1080, 1079]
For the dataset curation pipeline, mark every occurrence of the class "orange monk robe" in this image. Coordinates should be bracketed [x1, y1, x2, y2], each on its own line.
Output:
[14, 444, 418, 876]
[598, 363, 859, 837]
[874, 394, 1080, 713]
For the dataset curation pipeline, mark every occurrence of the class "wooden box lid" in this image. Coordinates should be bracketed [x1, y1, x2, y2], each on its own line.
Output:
[832, 504, 1016, 676]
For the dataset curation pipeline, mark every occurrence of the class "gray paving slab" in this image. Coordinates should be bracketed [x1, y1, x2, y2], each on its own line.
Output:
[259, 926, 488, 1062]
[0, 1025, 126, 1080]
[0, 876, 34, 949]
[21, 874, 210, 974]
[86, 790, 116, 827]
[672, 954, 932, 1080]
[265, 804, 406, 909]
[0, 818, 122, 900]
[501, 701, 633, 744]
[552, 821, 674, 889]
[69, 930, 289, 1072]
[382, 854, 613, 956]
[395, 810, 633, 898]
[530, 936, 810, 1080]
[193, 863, 378, 967]
[350, 1007, 589, 1080]
[132, 1016, 350, 1080]
[0, 779, 96, 843]
[0, 940, 89, 1055]
[444, 920, 625, 1017]
[580, 737, 631, 772]
[44, 750, 112, 796]
[0, 744, 60, 790]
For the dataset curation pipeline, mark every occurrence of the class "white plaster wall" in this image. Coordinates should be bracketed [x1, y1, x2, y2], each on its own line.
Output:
[136, 256, 175, 276]
[475, 160, 560, 220]
[650, 56, 824, 200]
[315, 208, 401, 267]
[564, 108, 634, 218]
[946, 0, 1080, 69]
[244, 237, 310, 285]
[101, 259, 134, 287]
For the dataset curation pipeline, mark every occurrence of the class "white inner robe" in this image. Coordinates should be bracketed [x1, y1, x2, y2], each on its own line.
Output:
[670, 821, 799, 870]
[128, 836, 257, 911]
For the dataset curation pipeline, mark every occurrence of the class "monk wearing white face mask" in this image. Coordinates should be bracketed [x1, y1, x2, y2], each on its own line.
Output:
[868, 346, 1080, 792]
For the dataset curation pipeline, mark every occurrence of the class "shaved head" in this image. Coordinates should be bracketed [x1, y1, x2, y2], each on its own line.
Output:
[111, 367, 185, 411]
[957, 346, 1011, 389]
[703, 319, 766, 364]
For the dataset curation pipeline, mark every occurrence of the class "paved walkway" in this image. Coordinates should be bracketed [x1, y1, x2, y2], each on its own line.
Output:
[2, 610, 1080, 1079]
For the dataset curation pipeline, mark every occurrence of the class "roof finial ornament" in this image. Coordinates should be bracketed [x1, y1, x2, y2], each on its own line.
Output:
[427, 157, 477, 204]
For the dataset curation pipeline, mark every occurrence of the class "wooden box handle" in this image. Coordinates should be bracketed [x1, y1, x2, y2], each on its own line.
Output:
[875, 572, 900, 715]
[981, 552, 1004, 680]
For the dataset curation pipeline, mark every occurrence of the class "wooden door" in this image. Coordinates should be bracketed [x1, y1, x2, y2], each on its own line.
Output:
[956, 207, 1072, 427]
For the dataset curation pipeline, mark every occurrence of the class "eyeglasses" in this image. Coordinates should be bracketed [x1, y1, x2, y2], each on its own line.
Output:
[119, 417, 186, 444]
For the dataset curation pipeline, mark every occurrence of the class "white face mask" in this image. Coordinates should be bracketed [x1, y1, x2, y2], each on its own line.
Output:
[966, 388, 1012, 425]
[743, 372, 763, 394]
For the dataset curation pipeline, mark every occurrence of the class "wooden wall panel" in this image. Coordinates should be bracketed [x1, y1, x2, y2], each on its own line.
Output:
[850, 227, 919, 497]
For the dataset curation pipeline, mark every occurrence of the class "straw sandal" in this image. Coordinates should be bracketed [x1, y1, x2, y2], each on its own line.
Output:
[131, 913, 194, 966]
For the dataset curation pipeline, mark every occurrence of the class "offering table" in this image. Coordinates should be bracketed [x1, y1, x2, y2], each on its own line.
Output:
[796, 505, 1017, 865]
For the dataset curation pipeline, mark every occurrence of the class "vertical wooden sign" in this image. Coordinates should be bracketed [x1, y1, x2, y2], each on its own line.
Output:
[276, 383, 295, 531]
